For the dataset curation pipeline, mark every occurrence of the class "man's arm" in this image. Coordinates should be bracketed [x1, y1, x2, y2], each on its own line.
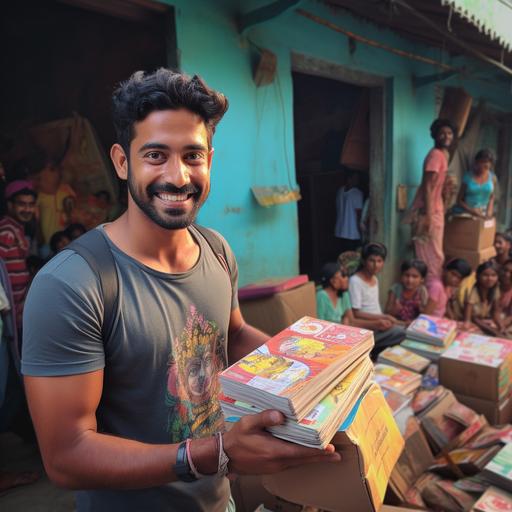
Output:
[227, 307, 269, 364]
[25, 369, 340, 490]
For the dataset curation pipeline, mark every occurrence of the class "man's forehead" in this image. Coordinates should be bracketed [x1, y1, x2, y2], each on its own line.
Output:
[133, 109, 208, 141]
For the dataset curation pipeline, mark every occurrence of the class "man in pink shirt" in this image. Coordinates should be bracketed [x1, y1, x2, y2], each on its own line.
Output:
[409, 119, 456, 281]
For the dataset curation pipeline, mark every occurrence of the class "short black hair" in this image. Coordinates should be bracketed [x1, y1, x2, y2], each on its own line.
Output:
[64, 223, 86, 239]
[430, 118, 457, 140]
[445, 258, 471, 278]
[400, 259, 427, 279]
[475, 148, 495, 164]
[361, 242, 387, 261]
[94, 190, 111, 202]
[112, 68, 229, 157]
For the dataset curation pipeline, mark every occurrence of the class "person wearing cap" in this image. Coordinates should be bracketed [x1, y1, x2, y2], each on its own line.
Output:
[0, 180, 37, 329]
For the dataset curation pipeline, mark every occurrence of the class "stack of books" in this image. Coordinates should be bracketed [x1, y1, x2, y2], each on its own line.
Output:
[405, 315, 457, 349]
[374, 363, 422, 396]
[219, 316, 374, 448]
[401, 339, 445, 362]
[481, 443, 512, 493]
[377, 345, 430, 373]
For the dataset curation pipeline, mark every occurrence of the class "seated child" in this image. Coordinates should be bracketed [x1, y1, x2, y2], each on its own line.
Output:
[385, 259, 428, 324]
[493, 232, 512, 269]
[316, 262, 352, 323]
[464, 260, 510, 338]
[424, 258, 472, 318]
[349, 242, 405, 354]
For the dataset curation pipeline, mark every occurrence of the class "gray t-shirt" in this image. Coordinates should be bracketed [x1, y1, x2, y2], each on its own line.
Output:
[22, 225, 239, 512]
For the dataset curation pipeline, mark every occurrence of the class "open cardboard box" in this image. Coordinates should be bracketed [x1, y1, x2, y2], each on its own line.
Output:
[444, 216, 496, 251]
[239, 281, 317, 336]
[455, 392, 512, 425]
[261, 383, 404, 512]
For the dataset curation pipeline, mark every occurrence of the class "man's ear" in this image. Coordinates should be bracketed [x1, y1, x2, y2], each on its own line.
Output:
[111, 144, 129, 180]
[207, 147, 214, 171]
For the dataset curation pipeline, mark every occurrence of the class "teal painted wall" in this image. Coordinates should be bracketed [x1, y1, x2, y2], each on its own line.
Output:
[160, 0, 512, 287]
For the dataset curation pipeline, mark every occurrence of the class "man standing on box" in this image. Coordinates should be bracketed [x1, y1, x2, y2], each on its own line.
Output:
[21, 69, 341, 512]
[406, 119, 456, 281]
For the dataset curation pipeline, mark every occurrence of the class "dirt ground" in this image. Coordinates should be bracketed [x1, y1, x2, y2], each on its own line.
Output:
[0, 432, 75, 511]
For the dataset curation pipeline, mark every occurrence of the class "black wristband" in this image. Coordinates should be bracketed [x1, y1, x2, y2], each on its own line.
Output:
[173, 441, 197, 483]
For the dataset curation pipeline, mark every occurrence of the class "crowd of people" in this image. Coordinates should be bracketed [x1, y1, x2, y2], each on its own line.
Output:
[323, 117, 512, 355]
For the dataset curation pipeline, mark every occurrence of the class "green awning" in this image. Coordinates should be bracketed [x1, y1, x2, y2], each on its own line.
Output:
[441, 0, 512, 51]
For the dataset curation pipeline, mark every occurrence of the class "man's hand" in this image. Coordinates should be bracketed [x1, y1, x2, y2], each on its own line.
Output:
[223, 410, 341, 475]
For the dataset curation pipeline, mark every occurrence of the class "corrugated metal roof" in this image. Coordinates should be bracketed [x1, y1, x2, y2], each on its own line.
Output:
[441, 0, 512, 51]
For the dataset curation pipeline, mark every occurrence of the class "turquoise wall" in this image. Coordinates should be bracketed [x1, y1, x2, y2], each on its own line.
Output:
[161, 0, 512, 287]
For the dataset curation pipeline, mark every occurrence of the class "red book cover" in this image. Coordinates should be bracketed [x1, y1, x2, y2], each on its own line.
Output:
[238, 275, 309, 300]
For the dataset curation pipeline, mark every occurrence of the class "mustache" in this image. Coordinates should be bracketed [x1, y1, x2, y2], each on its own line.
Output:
[147, 183, 199, 196]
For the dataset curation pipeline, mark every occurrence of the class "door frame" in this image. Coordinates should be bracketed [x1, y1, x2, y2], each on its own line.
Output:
[291, 52, 389, 248]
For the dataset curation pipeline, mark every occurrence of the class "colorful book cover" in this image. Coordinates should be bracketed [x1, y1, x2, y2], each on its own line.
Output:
[467, 426, 512, 450]
[485, 443, 512, 481]
[221, 357, 372, 436]
[381, 388, 412, 416]
[406, 314, 457, 345]
[378, 346, 430, 372]
[473, 486, 512, 512]
[220, 316, 373, 398]
[374, 363, 421, 394]
[411, 387, 446, 415]
[443, 332, 512, 368]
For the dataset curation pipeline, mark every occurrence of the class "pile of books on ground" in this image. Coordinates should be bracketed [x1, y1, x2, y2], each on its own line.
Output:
[219, 316, 375, 448]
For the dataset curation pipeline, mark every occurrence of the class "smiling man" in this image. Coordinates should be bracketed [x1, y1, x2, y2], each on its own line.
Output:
[21, 69, 341, 512]
[0, 180, 37, 329]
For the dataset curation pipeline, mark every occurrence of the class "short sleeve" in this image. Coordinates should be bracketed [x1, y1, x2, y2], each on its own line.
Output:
[316, 290, 331, 321]
[21, 251, 105, 377]
[424, 150, 445, 174]
[349, 276, 363, 309]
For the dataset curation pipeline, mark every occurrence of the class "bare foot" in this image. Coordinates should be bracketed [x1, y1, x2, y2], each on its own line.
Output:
[0, 470, 40, 492]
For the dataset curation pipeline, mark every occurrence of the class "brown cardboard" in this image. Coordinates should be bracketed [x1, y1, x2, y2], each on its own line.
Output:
[444, 216, 496, 252]
[262, 384, 404, 512]
[230, 475, 303, 512]
[455, 393, 512, 425]
[239, 281, 317, 336]
[439, 356, 505, 402]
[444, 245, 497, 270]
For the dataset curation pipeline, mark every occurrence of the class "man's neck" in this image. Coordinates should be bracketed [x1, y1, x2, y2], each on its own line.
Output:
[104, 207, 199, 274]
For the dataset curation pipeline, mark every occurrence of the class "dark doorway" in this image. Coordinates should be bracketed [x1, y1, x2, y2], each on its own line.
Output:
[0, 0, 175, 179]
[292, 71, 370, 280]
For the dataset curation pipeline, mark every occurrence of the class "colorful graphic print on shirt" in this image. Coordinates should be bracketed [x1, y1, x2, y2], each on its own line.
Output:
[166, 304, 227, 442]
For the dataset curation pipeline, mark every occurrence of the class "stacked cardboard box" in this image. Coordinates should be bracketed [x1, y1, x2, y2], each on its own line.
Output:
[239, 278, 316, 336]
[439, 332, 512, 424]
[444, 215, 496, 269]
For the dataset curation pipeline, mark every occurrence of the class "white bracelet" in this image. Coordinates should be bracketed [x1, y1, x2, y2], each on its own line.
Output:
[216, 432, 230, 477]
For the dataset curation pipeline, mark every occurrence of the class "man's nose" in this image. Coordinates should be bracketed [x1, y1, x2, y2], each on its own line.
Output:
[164, 155, 190, 187]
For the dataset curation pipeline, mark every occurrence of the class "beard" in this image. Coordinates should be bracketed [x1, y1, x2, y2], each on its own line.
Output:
[127, 167, 207, 230]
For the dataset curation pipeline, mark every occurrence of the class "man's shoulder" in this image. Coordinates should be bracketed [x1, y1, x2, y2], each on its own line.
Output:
[32, 249, 99, 292]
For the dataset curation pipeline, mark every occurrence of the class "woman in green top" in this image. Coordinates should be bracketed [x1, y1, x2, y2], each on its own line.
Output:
[316, 262, 353, 323]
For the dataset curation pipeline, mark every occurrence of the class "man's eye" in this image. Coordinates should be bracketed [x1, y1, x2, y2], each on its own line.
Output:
[145, 151, 164, 160]
[185, 152, 204, 161]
